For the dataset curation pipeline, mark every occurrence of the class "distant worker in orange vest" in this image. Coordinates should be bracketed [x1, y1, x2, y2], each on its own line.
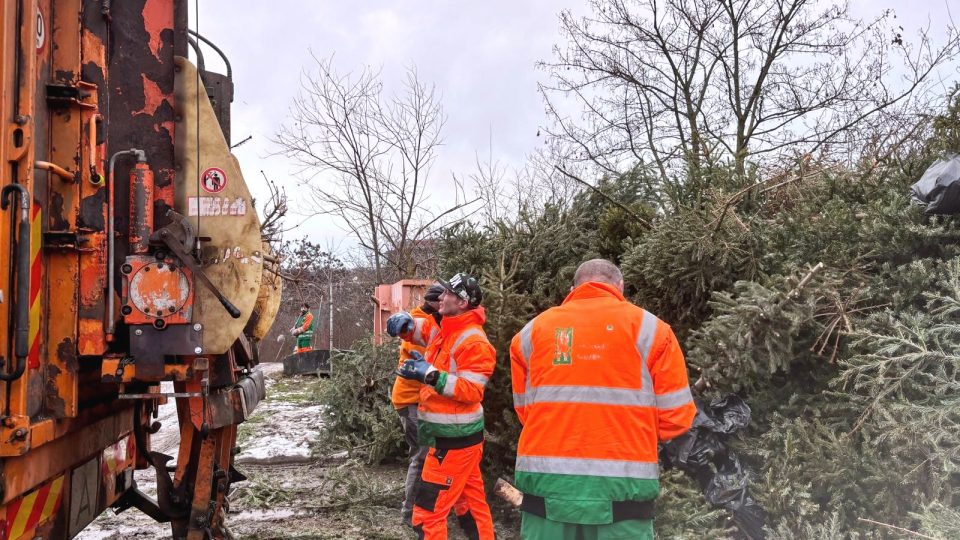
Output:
[509, 259, 696, 540]
[290, 302, 314, 354]
[387, 273, 496, 540]
[389, 284, 445, 526]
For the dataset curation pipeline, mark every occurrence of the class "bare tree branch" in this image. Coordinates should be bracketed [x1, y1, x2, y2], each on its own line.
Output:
[274, 56, 457, 282]
[540, 0, 960, 209]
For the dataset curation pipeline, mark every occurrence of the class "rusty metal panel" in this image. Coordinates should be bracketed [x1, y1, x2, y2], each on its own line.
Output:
[75, 9, 108, 355]
[102, 0, 180, 235]
[121, 255, 194, 326]
[0, 0, 19, 399]
[129, 324, 203, 379]
[43, 0, 84, 420]
[30, 0, 55, 420]
[0, 406, 134, 505]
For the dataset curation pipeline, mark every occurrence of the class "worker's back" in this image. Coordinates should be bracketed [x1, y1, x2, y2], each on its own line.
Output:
[511, 281, 695, 523]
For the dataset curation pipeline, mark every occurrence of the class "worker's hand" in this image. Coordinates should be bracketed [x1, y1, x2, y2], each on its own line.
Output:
[290, 327, 301, 336]
[386, 312, 414, 337]
[396, 351, 438, 384]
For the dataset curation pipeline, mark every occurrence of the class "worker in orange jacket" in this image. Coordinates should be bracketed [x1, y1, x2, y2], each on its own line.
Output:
[509, 259, 696, 540]
[389, 284, 445, 526]
[290, 302, 314, 354]
[388, 272, 496, 540]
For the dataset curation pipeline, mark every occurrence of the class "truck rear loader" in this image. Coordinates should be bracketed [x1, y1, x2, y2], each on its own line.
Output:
[0, 1, 281, 537]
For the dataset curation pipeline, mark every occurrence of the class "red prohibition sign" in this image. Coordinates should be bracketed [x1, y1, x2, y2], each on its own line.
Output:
[200, 167, 227, 194]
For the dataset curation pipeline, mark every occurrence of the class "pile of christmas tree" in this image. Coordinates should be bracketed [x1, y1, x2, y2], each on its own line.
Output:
[438, 96, 960, 538]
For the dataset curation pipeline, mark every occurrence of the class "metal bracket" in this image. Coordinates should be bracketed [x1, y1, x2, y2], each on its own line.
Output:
[130, 324, 204, 379]
[112, 484, 171, 523]
[44, 83, 96, 109]
[151, 210, 241, 318]
[118, 392, 203, 399]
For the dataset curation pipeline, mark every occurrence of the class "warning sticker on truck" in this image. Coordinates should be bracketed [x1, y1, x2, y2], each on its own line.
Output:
[188, 196, 248, 217]
[200, 167, 227, 193]
[5, 475, 64, 540]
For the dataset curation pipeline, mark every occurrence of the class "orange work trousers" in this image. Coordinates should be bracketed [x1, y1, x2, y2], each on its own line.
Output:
[412, 441, 495, 539]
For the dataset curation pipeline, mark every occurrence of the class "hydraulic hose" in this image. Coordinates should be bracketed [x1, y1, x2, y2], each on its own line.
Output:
[106, 149, 146, 341]
[0, 184, 30, 381]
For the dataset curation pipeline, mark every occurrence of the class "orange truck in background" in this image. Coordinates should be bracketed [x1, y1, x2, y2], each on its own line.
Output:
[0, 1, 280, 538]
[372, 279, 432, 343]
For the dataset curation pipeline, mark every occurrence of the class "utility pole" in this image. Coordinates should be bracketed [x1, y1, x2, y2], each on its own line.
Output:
[328, 275, 334, 351]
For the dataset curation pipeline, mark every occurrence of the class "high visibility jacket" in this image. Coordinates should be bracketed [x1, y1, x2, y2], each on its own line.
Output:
[294, 311, 315, 336]
[406, 307, 495, 446]
[294, 311, 314, 352]
[509, 282, 695, 524]
[391, 305, 440, 409]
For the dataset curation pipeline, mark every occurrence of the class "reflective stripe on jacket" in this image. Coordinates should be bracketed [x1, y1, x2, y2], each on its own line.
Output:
[509, 282, 695, 524]
[391, 306, 439, 408]
[413, 306, 495, 446]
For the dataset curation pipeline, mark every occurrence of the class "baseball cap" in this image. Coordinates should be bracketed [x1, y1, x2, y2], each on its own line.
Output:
[438, 273, 482, 308]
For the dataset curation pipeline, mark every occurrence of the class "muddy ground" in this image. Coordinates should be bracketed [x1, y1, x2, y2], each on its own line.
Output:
[77, 363, 520, 540]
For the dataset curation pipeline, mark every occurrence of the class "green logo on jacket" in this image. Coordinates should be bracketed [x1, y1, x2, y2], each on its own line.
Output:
[554, 327, 573, 365]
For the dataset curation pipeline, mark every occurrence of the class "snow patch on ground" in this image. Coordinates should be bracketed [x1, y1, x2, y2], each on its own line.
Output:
[236, 400, 324, 463]
[226, 507, 310, 521]
[76, 363, 328, 538]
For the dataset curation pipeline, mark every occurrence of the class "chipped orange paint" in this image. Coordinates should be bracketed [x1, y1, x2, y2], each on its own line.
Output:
[77, 31, 108, 355]
[121, 256, 193, 326]
[77, 177, 107, 356]
[80, 28, 104, 66]
[1, 0, 40, 458]
[101, 357, 194, 383]
[43, 0, 84, 423]
[135, 75, 171, 117]
[154, 120, 175, 143]
[141, 0, 172, 61]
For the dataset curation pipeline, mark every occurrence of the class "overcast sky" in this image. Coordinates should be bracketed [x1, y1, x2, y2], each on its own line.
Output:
[192, 0, 957, 254]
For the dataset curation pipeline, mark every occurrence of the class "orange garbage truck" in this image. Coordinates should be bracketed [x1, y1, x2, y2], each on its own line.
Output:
[0, 1, 281, 538]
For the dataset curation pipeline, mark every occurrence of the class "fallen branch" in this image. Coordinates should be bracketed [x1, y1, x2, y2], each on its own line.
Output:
[857, 517, 941, 539]
[787, 262, 825, 299]
[235, 455, 322, 466]
[306, 487, 404, 512]
[711, 165, 840, 235]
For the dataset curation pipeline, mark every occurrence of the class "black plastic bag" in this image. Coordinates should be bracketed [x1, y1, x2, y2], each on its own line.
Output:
[911, 155, 960, 215]
[661, 394, 767, 540]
